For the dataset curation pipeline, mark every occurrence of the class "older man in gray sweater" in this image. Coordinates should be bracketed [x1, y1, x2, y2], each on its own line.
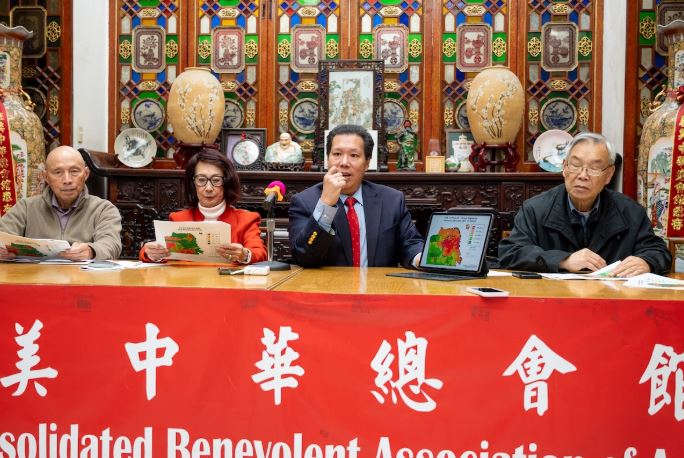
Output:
[0, 146, 122, 261]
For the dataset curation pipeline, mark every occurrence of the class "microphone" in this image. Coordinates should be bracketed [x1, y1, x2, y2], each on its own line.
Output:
[263, 180, 286, 211]
[254, 180, 291, 271]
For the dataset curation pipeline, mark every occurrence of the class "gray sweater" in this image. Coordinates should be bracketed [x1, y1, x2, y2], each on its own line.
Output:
[0, 187, 122, 260]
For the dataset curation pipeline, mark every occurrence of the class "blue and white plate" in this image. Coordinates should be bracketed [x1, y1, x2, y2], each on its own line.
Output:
[132, 98, 165, 132]
[383, 100, 406, 134]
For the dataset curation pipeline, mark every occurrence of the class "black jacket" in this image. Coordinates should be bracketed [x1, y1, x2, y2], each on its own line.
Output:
[498, 184, 671, 274]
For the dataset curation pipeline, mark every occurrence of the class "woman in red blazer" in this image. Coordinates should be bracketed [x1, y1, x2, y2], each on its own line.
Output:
[140, 148, 266, 264]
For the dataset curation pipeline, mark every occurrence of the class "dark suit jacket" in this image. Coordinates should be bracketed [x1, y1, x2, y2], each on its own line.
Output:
[288, 181, 424, 268]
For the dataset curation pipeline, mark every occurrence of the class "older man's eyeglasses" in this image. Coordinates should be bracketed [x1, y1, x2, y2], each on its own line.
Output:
[564, 163, 613, 177]
[193, 175, 225, 187]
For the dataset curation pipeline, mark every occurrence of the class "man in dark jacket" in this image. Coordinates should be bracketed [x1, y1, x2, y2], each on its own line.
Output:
[498, 132, 671, 277]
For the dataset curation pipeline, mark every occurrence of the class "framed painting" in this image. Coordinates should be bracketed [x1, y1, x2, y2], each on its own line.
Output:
[132, 26, 166, 73]
[541, 23, 578, 72]
[220, 128, 266, 171]
[445, 129, 475, 172]
[10, 6, 47, 58]
[373, 24, 408, 73]
[445, 129, 474, 159]
[456, 24, 491, 72]
[291, 25, 325, 74]
[211, 27, 245, 74]
[315, 60, 387, 171]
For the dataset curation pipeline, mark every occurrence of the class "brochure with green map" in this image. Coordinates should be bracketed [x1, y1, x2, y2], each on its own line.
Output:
[0, 230, 71, 260]
[153, 220, 231, 262]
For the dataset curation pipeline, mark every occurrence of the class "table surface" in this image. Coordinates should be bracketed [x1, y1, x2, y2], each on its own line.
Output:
[0, 263, 303, 290]
[0, 263, 682, 299]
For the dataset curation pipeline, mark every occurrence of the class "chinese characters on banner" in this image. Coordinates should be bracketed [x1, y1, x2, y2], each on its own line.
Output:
[0, 285, 682, 457]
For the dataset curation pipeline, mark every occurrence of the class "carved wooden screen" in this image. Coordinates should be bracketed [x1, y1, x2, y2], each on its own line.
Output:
[110, 0, 186, 157]
[520, 1, 602, 165]
[1, 0, 71, 150]
[191, 0, 264, 133]
[440, 0, 512, 152]
[273, 1, 343, 161]
[624, 0, 674, 197]
[355, 0, 426, 163]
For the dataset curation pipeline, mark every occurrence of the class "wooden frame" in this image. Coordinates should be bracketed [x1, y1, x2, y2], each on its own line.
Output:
[314, 59, 387, 171]
[445, 129, 474, 159]
[221, 128, 266, 171]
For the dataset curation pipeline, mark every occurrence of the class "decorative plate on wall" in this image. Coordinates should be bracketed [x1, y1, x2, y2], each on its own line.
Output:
[540, 98, 577, 131]
[223, 100, 244, 128]
[290, 98, 318, 134]
[456, 101, 471, 130]
[533, 129, 573, 172]
[383, 99, 406, 134]
[132, 98, 165, 132]
[114, 128, 156, 168]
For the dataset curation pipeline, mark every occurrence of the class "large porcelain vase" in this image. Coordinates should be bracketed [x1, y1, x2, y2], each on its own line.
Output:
[637, 19, 684, 249]
[466, 66, 524, 144]
[167, 67, 225, 146]
[0, 24, 46, 215]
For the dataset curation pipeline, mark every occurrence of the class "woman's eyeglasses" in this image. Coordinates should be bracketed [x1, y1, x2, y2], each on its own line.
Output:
[193, 175, 225, 187]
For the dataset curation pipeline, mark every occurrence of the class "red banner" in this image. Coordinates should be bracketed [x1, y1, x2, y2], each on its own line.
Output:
[0, 100, 17, 216]
[0, 285, 683, 458]
[667, 86, 684, 237]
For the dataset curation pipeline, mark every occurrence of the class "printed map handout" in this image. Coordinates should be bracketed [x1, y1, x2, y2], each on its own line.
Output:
[153, 220, 231, 262]
[0, 230, 71, 260]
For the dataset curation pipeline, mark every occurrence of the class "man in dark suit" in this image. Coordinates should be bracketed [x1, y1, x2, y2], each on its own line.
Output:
[288, 124, 424, 267]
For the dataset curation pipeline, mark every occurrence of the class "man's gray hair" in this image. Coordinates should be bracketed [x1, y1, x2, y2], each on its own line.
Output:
[566, 132, 617, 165]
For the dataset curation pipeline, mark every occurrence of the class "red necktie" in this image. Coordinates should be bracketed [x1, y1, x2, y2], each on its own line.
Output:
[345, 197, 360, 267]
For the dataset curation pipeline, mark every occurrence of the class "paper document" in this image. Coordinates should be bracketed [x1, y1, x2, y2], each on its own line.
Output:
[154, 220, 231, 262]
[0, 230, 70, 260]
[623, 273, 684, 290]
[541, 261, 627, 280]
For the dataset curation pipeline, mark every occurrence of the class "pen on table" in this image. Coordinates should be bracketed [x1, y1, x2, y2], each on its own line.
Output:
[646, 283, 684, 287]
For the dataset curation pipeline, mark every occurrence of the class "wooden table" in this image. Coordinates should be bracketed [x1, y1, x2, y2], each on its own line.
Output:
[0, 263, 302, 290]
[272, 266, 684, 299]
[1, 263, 681, 299]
